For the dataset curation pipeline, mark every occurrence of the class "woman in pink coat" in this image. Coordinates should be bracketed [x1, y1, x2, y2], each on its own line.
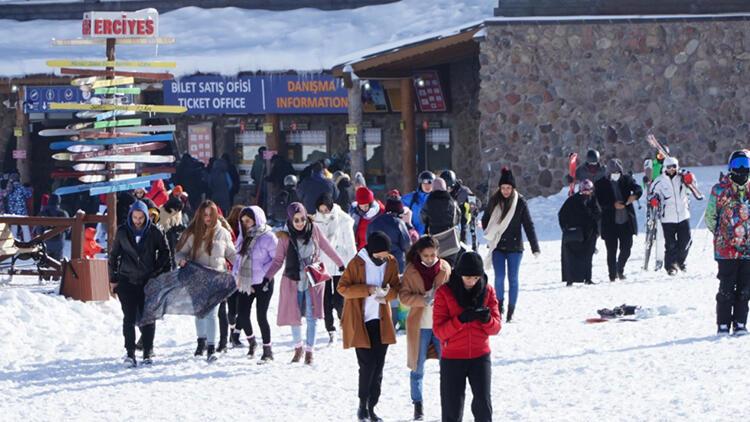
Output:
[265, 202, 344, 365]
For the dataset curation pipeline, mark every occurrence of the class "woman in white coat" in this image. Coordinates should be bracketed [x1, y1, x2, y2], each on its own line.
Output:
[313, 193, 358, 344]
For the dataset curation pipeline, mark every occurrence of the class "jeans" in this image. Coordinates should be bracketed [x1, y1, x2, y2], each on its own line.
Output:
[195, 304, 219, 346]
[410, 328, 441, 403]
[492, 250, 523, 306]
[291, 287, 316, 348]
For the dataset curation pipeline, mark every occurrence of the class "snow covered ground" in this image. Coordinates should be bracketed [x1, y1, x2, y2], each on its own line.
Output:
[2, 165, 749, 421]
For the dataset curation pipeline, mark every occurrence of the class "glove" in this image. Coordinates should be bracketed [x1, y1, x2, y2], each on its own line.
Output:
[475, 307, 491, 323]
[374, 286, 390, 304]
[533, 251, 540, 258]
[649, 197, 659, 208]
[458, 308, 480, 323]
[261, 277, 272, 292]
[682, 171, 694, 185]
[338, 266, 346, 272]
[424, 289, 435, 306]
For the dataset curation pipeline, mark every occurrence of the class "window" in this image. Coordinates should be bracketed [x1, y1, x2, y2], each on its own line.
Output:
[425, 128, 451, 171]
[286, 130, 328, 171]
[364, 128, 385, 189]
[236, 131, 265, 185]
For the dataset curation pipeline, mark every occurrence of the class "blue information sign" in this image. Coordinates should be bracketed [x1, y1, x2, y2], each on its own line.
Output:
[24, 85, 133, 114]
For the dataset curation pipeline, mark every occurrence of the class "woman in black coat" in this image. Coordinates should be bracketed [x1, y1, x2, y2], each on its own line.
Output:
[420, 178, 461, 265]
[594, 159, 642, 281]
[559, 179, 601, 286]
[481, 168, 540, 322]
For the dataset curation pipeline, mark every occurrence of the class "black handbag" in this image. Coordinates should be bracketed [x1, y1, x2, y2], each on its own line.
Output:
[562, 227, 584, 243]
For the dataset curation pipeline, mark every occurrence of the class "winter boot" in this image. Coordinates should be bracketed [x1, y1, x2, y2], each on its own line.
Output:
[717, 324, 731, 336]
[413, 401, 424, 421]
[206, 345, 218, 362]
[584, 279, 595, 285]
[617, 273, 627, 281]
[291, 346, 304, 363]
[498, 301, 504, 317]
[258, 345, 274, 363]
[328, 331, 336, 345]
[304, 350, 313, 365]
[733, 322, 748, 337]
[231, 330, 243, 348]
[135, 336, 143, 351]
[566, 281, 573, 287]
[357, 399, 369, 422]
[368, 404, 383, 422]
[142, 349, 153, 366]
[247, 336, 257, 358]
[124, 349, 137, 368]
[194, 338, 206, 356]
[217, 338, 228, 353]
[506, 304, 515, 323]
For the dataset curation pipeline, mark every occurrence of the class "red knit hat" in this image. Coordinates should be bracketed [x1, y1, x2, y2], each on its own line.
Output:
[356, 187, 374, 204]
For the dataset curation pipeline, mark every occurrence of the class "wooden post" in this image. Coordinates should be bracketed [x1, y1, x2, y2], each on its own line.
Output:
[71, 210, 85, 260]
[401, 78, 416, 192]
[265, 114, 281, 152]
[105, 38, 117, 251]
[348, 81, 365, 178]
[15, 88, 31, 184]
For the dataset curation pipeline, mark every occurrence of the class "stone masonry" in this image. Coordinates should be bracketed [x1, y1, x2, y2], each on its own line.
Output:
[478, 18, 750, 197]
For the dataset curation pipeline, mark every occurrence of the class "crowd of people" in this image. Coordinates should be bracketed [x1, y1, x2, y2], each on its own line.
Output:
[8, 143, 749, 421]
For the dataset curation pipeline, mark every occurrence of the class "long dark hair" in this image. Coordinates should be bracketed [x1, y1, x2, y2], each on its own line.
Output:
[239, 207, 256, 256]
[406, 236, 439, 263]
[489, 188, 515, 221]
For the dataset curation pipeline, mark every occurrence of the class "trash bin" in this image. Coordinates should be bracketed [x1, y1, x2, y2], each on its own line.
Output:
[61, 258, 110, 302]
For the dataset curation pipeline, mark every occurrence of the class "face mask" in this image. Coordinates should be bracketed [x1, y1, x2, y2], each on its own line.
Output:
[421, 259, 438, 267]
[370, 256, 386, 266]
[610, 173, 621, 182]
[731, 173, 749, 186]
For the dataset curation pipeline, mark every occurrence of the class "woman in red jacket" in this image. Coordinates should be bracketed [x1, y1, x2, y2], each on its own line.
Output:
[433, 251, 501, 422]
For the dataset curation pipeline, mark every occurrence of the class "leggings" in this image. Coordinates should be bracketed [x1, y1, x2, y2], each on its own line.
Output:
[235, 280, 275, 345]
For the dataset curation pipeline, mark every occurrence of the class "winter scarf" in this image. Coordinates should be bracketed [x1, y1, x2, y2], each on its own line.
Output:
[126, 200, 151, 248]
[447, 272, 488, 311]
[233, 215, 273, 292]
[483, 190, 518, 267]
[414, 258, 441, 292]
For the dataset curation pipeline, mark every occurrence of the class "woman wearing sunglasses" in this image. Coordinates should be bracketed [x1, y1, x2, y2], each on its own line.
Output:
[265, 202, 345, 364]
[648, 156, 693, 276]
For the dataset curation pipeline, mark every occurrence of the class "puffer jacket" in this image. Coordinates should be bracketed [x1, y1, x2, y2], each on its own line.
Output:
[351, 200, 385, 250]
[146, 179, 169, 208]
[366, 212, 412, 272]
[175, 224, 237, 272]
[313, 204, 357, 276]
[649, 173, 691, 224]
[233, 206, 278, 291]
[706, 175, 750, 260]
[402, 189, 429, 235]
[433, 274, 501, 360]
[420, 190, 460, 235]
[6, 181, 32, 215]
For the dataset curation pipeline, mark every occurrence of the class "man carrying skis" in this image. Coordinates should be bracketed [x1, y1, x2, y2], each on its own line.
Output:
[705, 150, 750, 336]
[648, 157, 693, 276]
[441, 170, 478, 244]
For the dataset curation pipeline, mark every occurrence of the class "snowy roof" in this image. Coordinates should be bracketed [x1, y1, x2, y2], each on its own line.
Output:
[0, 0, 498, 78]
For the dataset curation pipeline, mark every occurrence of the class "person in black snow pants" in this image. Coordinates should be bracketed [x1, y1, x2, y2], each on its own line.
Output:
[109, 200, 171, 367]
[559, 179, 601, 286]
[594, 159, 642, 282]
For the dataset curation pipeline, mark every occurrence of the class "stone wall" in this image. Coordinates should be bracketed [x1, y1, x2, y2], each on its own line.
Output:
[478, 19, 750, 197]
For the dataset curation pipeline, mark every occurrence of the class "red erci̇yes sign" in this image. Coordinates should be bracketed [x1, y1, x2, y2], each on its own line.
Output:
[82, 10, 159, 39]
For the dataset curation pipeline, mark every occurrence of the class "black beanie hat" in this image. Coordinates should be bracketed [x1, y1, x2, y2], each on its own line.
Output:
[454, 252, 484, 277]
[366, 231, 392, 254]
[315, 192, 335, 211]
[498, 167, 516, 188]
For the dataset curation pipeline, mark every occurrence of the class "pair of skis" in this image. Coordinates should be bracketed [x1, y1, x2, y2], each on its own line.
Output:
[646, 134, 704, 200]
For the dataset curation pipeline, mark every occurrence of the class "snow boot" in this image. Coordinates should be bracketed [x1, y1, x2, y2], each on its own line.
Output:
[194, 338, 206, 356]
[566, 281, 573, 287]
[258, 345, 274, 364]
[655, 260, 664, 271]
[733, 323, 748, 337]
[247, 336, 257, 358]
[368, 404, 383, 422]
[142, 349, 153, 366]
[413, 401, 424, 421]
[231, 330, 243, 348]
[618, 273, 627, 281]
[717, 324, 731, 336]
[217, 338, 228, 353]
[357, 399, 369, 422]
[291, 346, 304, 363]
[124, 349, 137, 368]
[584, 279, 596, 285]
[498, 301, 504, 317]
[135, 336, 143, 351]
[506, 304, 515, 323]
[206, 345, 218, 362]
[304, 350, 313, 365]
